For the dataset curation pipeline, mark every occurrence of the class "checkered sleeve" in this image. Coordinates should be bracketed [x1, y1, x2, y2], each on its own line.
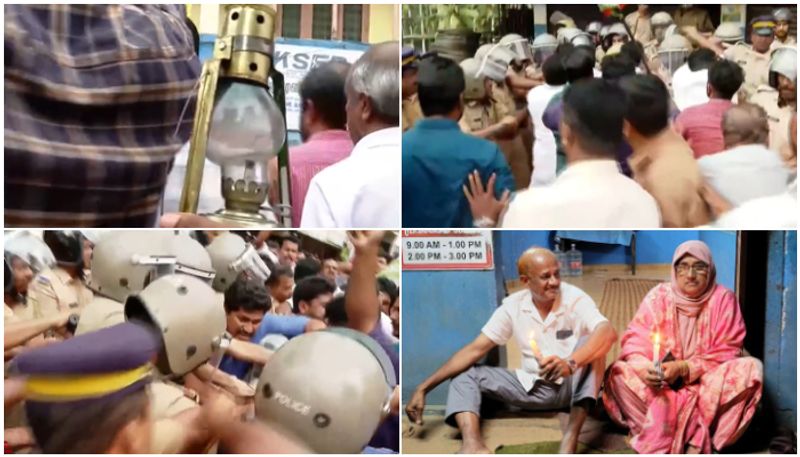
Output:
[4, 4, 201, 227]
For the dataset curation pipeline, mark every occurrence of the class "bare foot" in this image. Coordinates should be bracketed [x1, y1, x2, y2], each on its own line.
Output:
[457, 442, 492, 454]
[686, 445, 701, 454]
[559, 431, 579, 454]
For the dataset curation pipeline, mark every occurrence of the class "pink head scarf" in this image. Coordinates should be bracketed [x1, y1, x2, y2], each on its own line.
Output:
[670, 240, 717, 317]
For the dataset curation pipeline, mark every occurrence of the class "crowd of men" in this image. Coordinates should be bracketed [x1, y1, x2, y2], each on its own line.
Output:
[5, 5, 400, 229]
[402, 5, 797, 229]
[4, 229, 400, 453]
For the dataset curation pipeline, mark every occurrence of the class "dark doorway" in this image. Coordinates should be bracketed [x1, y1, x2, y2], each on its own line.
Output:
[738, 231, 769, 359]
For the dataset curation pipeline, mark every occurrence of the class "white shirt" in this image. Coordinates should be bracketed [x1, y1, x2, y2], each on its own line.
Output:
[714, 179, 798, 229]
[699, 143, 791, 207]
[301, 127, 400, 228]
[481, 283, 608, 391]
[527, 83, 565, 187]
[380, 312, 399, 344]
[162, 142, 225, 214]
[501, 160, 661, 228]
[672, 65, 709, 111]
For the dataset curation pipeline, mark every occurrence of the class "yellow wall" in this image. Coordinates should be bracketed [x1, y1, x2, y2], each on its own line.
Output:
[368, 4, 399, 43]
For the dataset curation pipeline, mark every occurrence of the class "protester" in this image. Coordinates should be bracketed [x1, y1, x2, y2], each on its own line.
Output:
[277, 235, 299, 269]
[265, 266, 294, 315]
[302, 41, 401, 228]
[527, 54, 567, 186]
[293, 276, 336, 321]
[699, 104, 792, 207]
[675, 59, 744, 158]
[402, 54, 514, 228]
[282, 62, 354, 227]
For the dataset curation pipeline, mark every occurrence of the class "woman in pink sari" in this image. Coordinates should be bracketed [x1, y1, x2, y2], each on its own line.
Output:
[603, 240, 762, 454]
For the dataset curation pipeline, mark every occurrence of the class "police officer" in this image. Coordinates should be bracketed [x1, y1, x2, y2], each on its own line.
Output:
[8, 322, 160, 453]
[4, 233, 54, 322]
[206, 231, 271, 293]
[657, 33, 692, 89]
[586, 21, 603, 47]
[772, 8, 796, 50]
[253, 328, 397, 453]
[475, 45, 531, 189]
[714, 22, 745, 48]
[724, 16, 775, 103]
[531, 33, 558, 72]
[28, 231, 93, 319]
[750, 47, 797, 153]
[643, 12, 675, 66]
[401, 47, 423, 132]
[673, 4, 714, 34]
[458, 58, 516, 140]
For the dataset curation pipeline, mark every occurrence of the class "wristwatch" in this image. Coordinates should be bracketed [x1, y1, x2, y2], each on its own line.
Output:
[567, 358, 578, 375]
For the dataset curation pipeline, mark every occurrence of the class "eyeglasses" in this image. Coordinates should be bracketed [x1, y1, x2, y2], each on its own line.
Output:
[676, 263, 709, 275]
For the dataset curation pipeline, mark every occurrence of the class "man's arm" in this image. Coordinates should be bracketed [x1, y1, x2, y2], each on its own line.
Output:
[4, 311, 71, 350]
[405, 334, 497, 424]
[226, 339, 274, 366]
[467, 117, 518, 140]
[345, 231, 385, 334]
[570, 321, 617, 367]
[540, 321, 617, 381]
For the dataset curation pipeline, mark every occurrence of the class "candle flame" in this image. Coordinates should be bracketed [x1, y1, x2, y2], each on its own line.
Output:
[653, 332, 660, 344]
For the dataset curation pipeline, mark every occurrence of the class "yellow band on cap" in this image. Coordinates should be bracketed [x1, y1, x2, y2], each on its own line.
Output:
[752, 21, 776, 29]
[26, 364, 151, 400]
[402, 55, 417, 66]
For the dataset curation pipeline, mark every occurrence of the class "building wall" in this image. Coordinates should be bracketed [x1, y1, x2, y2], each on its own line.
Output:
[496, 230, 738, 296]
[764, 231, 797, 430]
[368, 4, 399, 42]
[188, 4, 398, 43]
[402, 262, 503, 406]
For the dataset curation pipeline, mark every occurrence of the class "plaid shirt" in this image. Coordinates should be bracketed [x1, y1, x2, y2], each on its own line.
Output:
[5, 5, 200, 227]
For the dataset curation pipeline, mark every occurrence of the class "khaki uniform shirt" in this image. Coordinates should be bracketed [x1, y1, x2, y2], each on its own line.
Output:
[628, 131, 711, 227]
[673, 8, 714, 34]
[74, 296, 125, 336]
[750, 85, 795, 154]
[402, 94, 423, 132]
[626, 12, 654, 44]
[459, 100, 498, 133]
[725, 43, 770, 103]
[28, 267, 93, 318]
[3, 299, 39, 322]
[149, 381, 203, 453]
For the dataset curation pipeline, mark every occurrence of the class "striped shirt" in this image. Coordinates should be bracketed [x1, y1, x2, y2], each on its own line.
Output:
[5, 5, 201, 227]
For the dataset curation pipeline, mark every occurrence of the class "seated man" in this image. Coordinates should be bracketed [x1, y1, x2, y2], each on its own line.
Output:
[604, 240, 762, 454]
[405, 248, 617, 454]
[699, 103, 791, 207]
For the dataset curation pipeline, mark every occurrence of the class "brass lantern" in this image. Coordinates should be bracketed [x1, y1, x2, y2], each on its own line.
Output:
[180, 5, 291, 227]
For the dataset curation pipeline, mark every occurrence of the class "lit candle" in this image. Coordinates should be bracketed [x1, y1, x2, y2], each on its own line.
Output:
[652, 331, 661, 367]
[529, 331, 543, 361]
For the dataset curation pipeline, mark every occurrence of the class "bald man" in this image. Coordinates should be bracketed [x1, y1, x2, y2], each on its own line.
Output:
[699, 103, 791, 208]
[406, 248, 617, 454]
